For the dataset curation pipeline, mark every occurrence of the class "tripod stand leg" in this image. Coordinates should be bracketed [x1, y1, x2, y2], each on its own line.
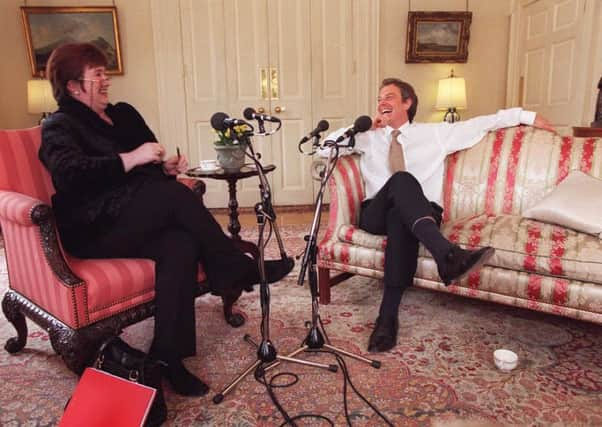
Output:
[213, 358, 262, 404]
[276, 354, 337, 372]
[251, 342, 338, 373]
[323, 343, 381, 368]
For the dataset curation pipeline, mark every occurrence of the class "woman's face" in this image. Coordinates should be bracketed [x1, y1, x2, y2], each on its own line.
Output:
[70, 65, 111, 113]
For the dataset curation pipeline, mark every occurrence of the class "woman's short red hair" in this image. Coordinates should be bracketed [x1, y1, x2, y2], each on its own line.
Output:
[46, 43, 108, 102]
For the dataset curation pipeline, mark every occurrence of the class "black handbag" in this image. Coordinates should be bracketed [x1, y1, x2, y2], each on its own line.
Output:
[95, 337, 167, 427]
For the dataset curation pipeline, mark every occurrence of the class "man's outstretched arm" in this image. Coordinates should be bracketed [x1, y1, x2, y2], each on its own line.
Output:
[532, 114, 556, 133]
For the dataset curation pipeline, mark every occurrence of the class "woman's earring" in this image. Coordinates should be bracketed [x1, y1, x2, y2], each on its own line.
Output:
[73, 90, 80, 96]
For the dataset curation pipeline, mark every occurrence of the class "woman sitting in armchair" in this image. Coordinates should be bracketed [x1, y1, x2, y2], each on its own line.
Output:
[39, 43, 293, 397]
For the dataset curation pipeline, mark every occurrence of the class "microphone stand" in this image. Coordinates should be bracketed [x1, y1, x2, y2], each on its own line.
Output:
[265, 135, 381, 373]
[213, 132, 337, 404]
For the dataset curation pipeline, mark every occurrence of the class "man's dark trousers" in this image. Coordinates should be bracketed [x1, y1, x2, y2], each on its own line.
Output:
[359, 172, 443, 315]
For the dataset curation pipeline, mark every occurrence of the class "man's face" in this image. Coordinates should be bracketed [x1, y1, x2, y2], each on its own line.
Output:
[377, 84, 411, 128]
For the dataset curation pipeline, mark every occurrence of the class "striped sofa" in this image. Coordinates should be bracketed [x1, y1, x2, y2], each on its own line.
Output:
[317, 125, 602, 325]
[0, 127, 217, 374]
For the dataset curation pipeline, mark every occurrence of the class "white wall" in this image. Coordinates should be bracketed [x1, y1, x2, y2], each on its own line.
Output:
[3, 0, 597, 131]
[379, 0, 512, 122]
[0, 0, 159, 131]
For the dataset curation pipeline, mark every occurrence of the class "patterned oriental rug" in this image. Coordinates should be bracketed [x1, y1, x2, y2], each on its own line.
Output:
[1, 225, 601, 426]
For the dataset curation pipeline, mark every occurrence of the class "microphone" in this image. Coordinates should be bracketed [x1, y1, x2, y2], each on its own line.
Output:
[243, 107, 281, 123]
[334, 115, 373, 143]
[299, 120, 330, 144]
[210, 112, 249, 131]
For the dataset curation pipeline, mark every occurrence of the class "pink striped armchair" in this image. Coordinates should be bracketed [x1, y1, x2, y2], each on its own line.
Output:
[318, 126, 602, 325]
[0, 127, 220, 374]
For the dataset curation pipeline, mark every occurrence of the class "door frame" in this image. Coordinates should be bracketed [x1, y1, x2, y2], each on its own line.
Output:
[150, 0, 380, 157]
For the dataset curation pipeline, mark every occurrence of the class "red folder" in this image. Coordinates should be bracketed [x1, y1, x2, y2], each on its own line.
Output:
[59, 367, 157, 427]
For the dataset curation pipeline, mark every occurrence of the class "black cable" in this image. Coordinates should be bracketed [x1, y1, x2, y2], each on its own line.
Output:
[255, 365, 334, 427]
[318, 315, 331, 344]
[254, 346, 394, 427]
[326, 350, 394, 427]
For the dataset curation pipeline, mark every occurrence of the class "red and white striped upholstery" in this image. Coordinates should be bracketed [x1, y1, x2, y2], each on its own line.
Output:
[318, 126, 602, 324]
[0, 127, 206, 328]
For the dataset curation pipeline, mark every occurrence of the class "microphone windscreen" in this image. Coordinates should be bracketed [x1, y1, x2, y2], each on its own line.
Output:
[316, 120, 329, 133]
[354, 115, 372, 133]
[210, 112, 229, 131]
[243, 107, 256, 120]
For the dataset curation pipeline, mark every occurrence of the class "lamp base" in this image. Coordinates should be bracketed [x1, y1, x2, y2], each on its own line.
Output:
[38, 112, 51, 125]
[443, 108, 460, 123]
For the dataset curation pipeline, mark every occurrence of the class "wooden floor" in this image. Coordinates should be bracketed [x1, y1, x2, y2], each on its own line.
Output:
[211, 206, 328, 230]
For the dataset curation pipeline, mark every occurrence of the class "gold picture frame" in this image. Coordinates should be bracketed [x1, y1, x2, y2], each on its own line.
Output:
[21, 6, 123, 77]
[405, 11, 472, 63]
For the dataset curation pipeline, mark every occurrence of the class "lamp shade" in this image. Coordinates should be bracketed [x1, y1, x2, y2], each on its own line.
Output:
[27, 79, 57, 114]
[435, 76, 467, 110]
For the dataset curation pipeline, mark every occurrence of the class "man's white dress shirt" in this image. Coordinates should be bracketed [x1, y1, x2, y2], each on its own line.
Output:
[319, 108, 536, 205]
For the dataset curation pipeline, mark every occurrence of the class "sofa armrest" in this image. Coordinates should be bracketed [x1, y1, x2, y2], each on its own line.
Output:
[318, 155, 364, 248]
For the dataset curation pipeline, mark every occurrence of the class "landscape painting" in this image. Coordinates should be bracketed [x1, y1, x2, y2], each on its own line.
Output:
[21, 6, 123, 77]
[406, 11, 472, 63]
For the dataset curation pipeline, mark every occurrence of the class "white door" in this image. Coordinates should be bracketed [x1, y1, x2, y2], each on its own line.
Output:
[507, 0, 596, 127]
[179, 0, 272, 207]
[262, 0, 314, 206]
[151, 0, 378, 207]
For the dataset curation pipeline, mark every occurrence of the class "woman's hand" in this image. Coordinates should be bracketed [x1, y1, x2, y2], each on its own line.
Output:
[162, 153, 189, 176]
[119, 142, 165, 172]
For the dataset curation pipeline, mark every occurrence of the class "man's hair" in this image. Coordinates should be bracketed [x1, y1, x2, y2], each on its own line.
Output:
[380, 78, 418, 123]
[46, 43, 108, 102]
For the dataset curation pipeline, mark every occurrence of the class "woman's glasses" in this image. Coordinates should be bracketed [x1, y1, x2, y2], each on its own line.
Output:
[79, 76, 111, 83]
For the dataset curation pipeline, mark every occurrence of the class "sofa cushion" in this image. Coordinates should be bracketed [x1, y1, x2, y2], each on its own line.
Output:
[522, 170, 602, 238]
[335, 214, 602, 285]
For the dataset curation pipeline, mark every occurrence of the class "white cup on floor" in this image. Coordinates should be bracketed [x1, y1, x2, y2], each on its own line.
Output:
[493, 349, 518, 372]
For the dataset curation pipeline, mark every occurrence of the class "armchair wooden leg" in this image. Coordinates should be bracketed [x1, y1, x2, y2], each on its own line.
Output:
[318, 267, 332, 305]
[2, 291, 28, 353]
[49, 325, 117, 375]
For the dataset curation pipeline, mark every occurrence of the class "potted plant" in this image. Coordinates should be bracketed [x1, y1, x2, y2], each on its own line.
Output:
[213, 124, 251, 172]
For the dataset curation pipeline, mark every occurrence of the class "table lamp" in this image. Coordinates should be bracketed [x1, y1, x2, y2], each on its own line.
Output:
[436, 70, 467, 123]
[27, 79, 57, 123]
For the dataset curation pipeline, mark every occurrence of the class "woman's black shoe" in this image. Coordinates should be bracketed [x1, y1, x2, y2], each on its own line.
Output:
[263, 257, 295, 284]
[163, 359, 209, 397]
[240, 257, 295, 291]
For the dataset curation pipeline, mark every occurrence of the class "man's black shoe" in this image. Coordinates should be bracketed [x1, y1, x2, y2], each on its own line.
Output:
[367, 315, 398, 353]
[438, 245, 495, 286]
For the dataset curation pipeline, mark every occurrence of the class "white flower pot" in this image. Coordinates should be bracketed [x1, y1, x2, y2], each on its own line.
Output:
[214, 144, 246, 172]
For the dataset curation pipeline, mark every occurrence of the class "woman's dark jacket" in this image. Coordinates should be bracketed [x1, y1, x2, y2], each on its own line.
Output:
[39, 96, 167, 250]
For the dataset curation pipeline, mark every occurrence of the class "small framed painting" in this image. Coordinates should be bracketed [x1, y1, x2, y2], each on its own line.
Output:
[21, 6, 123, 77]
[405, 11, 472, 63]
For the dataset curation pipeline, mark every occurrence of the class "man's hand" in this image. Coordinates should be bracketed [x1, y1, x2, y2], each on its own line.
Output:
[533, 114, 556, 133]
[372, 112, 389, 129]
[162, 154, 188, 176]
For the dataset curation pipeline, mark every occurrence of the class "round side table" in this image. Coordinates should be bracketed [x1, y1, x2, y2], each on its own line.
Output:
[186, 164, 276, 258]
